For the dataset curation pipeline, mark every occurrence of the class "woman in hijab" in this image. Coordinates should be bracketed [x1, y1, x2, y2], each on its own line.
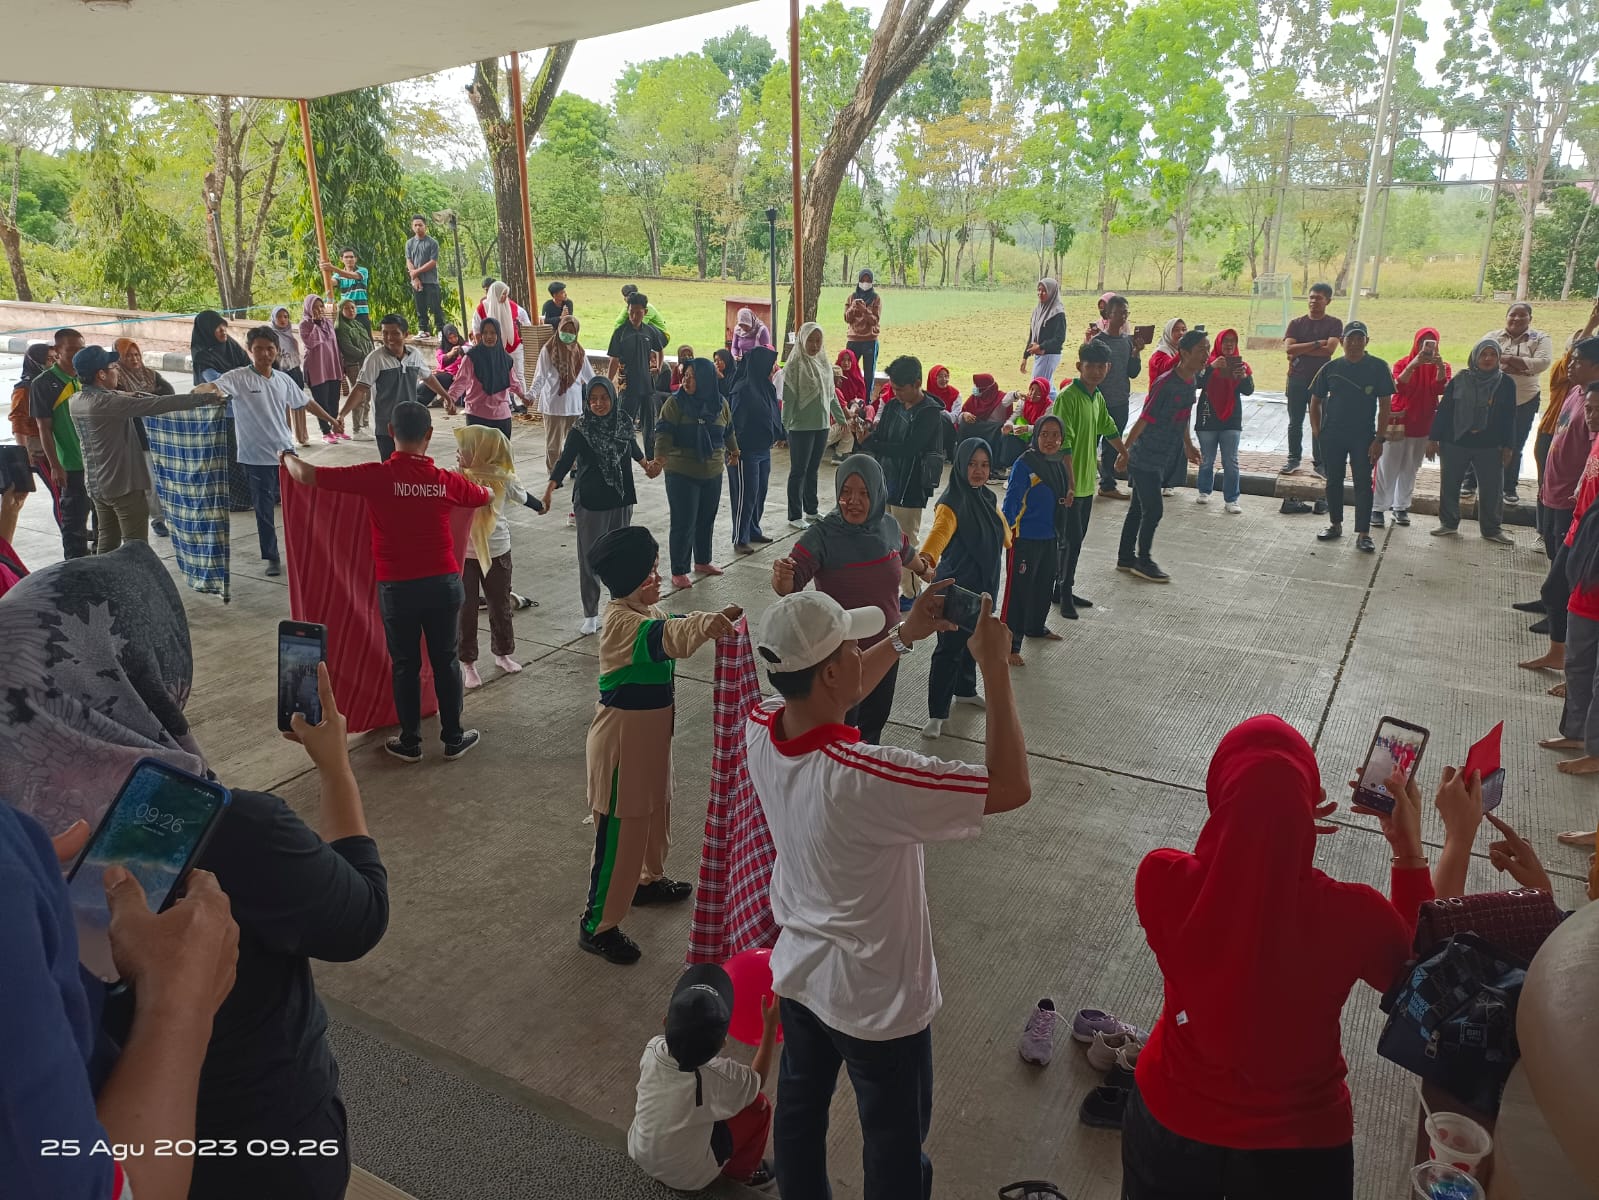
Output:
[297, 295, 346, 443]
[336, 299, 376, 436]
[770, 453, 930, 743]
[0, 543, 389, 1200]
[1001, 414, 1071, 662]
[8, 344, 55, 518]
[1374, 328, 1450, 528]
[447, 317, 523, 439]
[1192, 328, 1253, 512]
[1000, 377, 1053, 471]
[835, 347, 866, 408]
[782, 322, 845, 529]
[655, 357, 739, 587]
[844, 268, 883, 397]
[960, 373, 1015, 471]
[1022, 278, 1066, 385]
[475, 279, 533, 400]
[926, 364, 962, 463]
[528, 313, 591, 481]
[267, 305, 311, 446]
[1123, 714, 1446, 1200]
[730, 307, 773, 361]
[919, 437, 1011, 738]
[454, 424, 541, 688]
[1427, 339, 1518, 542]
[110, 337, 175, 537]
[1146, 318, 1190, 495]
[189, 311, 254, 510]
[727, 348, 780, 553]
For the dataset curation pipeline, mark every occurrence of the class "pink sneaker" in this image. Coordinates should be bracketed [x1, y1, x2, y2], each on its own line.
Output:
[1018, 998, 1058, 1066]
[323, 433, 337, 445]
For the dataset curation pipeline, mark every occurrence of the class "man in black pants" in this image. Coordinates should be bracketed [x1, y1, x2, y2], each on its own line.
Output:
[1118, 331, 1205, 583]
[404, 216, 446, 337]
[1092, 294, 1148, 500]
[30, 327, 92, 558]
[1309, 321, 1393, 554]
[1281, 283, 1342, 477]
[608, 292, 668, 458]
[281, 401, 492, 762]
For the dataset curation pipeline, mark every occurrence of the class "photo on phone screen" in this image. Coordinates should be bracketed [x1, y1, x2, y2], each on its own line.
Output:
[277, 621, 326, 732]
[1354, 718, 1429, 814]
[941, 584, 984, 634]
[0, 445, 35, 494]
[66, 759, 230, 982]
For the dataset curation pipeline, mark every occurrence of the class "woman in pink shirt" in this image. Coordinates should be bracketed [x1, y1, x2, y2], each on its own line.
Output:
[298, 294, 348, 444]
[446, 318, 524, 438]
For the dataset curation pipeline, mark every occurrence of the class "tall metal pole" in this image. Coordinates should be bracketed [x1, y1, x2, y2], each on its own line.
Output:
[1475, 109, 1515, 299]
[1268, 114, 1294, 277]
[788, 0, 804, 346]
[1368, 103, 1400, 296]
[450, 213, 469, 332]
[766, 206, 778, 330]
[296, 99, 336, 301]
[1347, 0, 1406, 323]
[507, 52, 539, 308]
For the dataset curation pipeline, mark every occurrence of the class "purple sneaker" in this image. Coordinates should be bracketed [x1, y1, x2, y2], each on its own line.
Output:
[1072, 1008, 1147, 1045]
[1018, 998, 1059, 1065]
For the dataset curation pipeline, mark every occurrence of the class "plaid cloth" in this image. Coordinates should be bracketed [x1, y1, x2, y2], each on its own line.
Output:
[687, 619, 779, 964]
[144, 406, 231, 600]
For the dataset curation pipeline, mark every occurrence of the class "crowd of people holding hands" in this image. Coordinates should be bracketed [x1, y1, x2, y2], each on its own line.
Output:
[3, 244, 1598, 1200]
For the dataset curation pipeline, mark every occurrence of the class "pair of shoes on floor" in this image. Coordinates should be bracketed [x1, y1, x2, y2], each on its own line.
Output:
[1072, 1008, 1147, 1045]
[384, 730, 480, 763]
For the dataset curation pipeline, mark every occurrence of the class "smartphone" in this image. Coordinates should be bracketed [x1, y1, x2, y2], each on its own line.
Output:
[277, 620, 327, 732]
[1480, 767, 1505, 814]
[1225, 355, 1244, 374]
[66, 759, 231, 982]
[1193, 324, 1207, 335]
[941, 584, 985, 633]
[0, 445, 34, 493]
[1134, 324, 1156, 341]
[1353, 717, 1430, 814]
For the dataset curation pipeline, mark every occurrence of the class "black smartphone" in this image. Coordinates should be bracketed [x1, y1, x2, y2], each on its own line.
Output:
[0, 445, 35, 493]
[941, 584, 985, 633]
[277, 619, 327, 731]
[1480, 767, 1505, 814]
[1134, 324, 1156, 342]
[66, 758, 231, 982]
[1353, 716, 1430, 815]
[1193, 324, 1207, 335]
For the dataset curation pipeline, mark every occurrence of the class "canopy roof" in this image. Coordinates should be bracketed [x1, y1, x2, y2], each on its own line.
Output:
[3, 0, 743, 98]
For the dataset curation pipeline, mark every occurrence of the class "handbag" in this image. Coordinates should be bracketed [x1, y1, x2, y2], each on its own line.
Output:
[1412, 888, 1566, 966]
[1377, 931, 1525, 1114]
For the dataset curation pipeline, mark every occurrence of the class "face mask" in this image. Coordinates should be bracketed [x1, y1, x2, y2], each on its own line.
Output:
[559, 332, 577, 344]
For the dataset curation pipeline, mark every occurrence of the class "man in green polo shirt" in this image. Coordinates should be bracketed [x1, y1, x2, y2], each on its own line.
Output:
[29, 326, 92, 558]
[1052, 341, 1124, 615]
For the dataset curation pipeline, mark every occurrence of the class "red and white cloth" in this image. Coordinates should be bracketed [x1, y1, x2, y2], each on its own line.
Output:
[687, 620, 779, 964]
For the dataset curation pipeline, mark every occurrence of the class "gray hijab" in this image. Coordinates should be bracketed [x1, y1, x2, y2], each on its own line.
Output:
[1030, 278, 1064, 347]
[801, 454, 906, 568]
[1452, 339, 1505, 441]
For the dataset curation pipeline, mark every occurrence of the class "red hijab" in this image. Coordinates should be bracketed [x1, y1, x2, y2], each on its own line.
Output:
[1019, 377, 1052, 426]
[835, 349, 866, 405]
[964, 373, 1007, 421]
[927, 364, 960, 410]
[1203, 328, 1250, 424]
[1392, 327, 1449, 407]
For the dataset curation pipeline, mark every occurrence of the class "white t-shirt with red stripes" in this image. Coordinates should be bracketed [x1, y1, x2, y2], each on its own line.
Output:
[745, 698, 987, 1042]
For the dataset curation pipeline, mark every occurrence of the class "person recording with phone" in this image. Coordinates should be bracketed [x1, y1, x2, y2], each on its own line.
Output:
[1373, 329, 1450, 527]
[918, 438, 1011, 739]
[0, 543, 389, 1200]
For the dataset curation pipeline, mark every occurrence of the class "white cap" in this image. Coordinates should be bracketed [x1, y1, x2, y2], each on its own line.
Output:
[754, 591, 886, 672]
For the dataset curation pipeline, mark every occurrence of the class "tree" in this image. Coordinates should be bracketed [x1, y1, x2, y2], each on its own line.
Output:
[467, 46, 575, 306]
[1442, 0, 1599, 300]
[705, 27, 778, 99]
[527, 93, 611, 275]
[0, 85, 64, 301]
[795, 0, 968, 326]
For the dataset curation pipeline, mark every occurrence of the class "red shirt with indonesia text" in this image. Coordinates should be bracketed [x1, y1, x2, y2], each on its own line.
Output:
[317, 452, 491, 582]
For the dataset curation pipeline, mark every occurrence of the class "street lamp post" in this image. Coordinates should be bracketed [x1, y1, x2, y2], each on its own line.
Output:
[766, 206, 778, 336]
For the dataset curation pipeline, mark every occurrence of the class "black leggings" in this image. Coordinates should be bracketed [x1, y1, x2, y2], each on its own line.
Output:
[309, 379, 341, 435]
[1004, 538, 1056, 651]
[787, 429, 828, 519]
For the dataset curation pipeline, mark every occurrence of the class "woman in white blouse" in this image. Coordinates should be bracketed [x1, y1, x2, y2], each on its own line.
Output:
[533, 313, 594, 489]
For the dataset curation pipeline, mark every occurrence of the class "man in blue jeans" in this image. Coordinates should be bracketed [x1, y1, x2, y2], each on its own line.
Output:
[282, 401, 490, 762]
[745, 587, 1032, 1199]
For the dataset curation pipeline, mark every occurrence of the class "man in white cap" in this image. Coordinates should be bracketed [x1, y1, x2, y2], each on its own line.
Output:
[745, 582, 1031, 1199]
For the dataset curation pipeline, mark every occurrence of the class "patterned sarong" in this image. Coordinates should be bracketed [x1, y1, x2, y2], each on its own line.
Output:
[144, 406, 231, 600]
[687, 620, 779, 964]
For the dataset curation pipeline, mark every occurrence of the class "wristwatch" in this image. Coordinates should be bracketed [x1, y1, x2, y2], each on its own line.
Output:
[888, 624, 915, 655]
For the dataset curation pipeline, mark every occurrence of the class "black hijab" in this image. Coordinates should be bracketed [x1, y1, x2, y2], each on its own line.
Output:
[189, 310, 248, 383]
[852, 271, 878, 307]
[1020, 414, 1073, 533]
[573, 377, 637, 498]
[936, 437, 1006, 582]
[713, 349, 736, 398]
[18, 343, 50, 387]
[466, 318, 515, 395]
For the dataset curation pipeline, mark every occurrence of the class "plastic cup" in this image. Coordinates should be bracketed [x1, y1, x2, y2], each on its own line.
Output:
[1424, 1112, 1493, 1175]
[1411, 1161, 1485, 1200]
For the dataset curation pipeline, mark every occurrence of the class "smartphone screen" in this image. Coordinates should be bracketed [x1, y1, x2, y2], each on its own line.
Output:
[1353, 717, 1429, 814]
[67, 760, 230, 982]
[277, 621, 326, 731]
[1134, 324, 1156, 341]
[941, 584, 983, 633]
[0, 445, 35, 493]
[1480, 768, 1505, 814]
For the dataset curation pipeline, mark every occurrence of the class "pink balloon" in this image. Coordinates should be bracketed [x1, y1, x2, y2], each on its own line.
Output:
[723, 948, 783, 1046]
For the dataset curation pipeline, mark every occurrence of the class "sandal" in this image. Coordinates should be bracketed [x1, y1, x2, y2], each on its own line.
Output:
[510, 592, 537, 610]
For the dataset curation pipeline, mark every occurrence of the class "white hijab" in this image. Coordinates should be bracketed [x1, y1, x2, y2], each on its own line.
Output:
[484, 281, 519, 342]
[1030, 278, 1065, 346]
[789, 321, 833, 403]
[1156, 318, 1184, 358]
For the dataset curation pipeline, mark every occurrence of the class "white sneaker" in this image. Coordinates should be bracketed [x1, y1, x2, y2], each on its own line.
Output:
[1195, 494, 1210, 505]
[579, 615, 601, 635]
[1225, 502, 1242, 514]
[1161, 487, 1175, 497]
[955, 693, 986, 709]
[921, 718, 944, 738]
[788, 518, 807, 531]
[1086, 1031, 1131, 1072]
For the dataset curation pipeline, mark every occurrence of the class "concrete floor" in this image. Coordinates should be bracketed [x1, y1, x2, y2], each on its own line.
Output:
[9, 408, 1594, 1200]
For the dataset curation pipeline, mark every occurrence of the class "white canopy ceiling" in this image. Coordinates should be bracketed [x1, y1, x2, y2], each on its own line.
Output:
[3, 0, 746, 98]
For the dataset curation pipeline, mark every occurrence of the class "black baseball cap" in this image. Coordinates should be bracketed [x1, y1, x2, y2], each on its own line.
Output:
[73, 345, 120, 381]
[1344, 321, 1370, 338]
[665, 963, 735, 1070]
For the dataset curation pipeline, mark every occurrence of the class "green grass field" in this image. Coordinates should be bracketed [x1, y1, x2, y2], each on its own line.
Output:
[566, 277, 1597, 394]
